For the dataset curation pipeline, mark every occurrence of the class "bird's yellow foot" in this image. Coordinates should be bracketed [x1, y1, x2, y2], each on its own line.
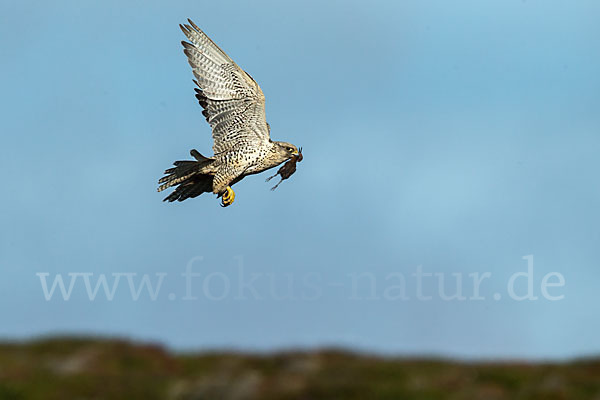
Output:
[220, 186, 235, 207]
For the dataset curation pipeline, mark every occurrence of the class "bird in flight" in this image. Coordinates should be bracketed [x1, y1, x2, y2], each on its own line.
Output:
[158, 19, 301, 207]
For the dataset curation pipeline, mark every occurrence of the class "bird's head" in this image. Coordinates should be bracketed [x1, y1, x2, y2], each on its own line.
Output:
[274, 141, 300, 160]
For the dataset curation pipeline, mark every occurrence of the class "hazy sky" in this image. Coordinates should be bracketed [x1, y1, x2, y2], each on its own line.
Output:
[1, 0, 599, 360]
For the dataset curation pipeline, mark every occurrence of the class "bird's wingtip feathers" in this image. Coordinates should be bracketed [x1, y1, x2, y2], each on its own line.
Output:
[187, 19, 201, 32]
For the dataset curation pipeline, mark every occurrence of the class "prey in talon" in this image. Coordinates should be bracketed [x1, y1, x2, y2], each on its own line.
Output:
[266, 148, 303, 191]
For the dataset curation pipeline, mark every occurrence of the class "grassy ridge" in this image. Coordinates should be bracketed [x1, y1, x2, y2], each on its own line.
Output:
[0, 338, 598, 399]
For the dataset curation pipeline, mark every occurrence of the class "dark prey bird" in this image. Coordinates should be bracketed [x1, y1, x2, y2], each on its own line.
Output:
[265, 148, 303, 191]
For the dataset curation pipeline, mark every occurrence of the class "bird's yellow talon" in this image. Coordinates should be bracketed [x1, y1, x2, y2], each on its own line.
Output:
[220, 186, 235, 207]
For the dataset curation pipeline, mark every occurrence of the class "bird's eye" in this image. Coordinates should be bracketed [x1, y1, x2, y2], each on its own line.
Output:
[287, 147, 293, 152]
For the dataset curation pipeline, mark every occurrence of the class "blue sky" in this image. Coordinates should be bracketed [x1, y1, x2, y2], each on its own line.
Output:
[1, 0, 599, 360]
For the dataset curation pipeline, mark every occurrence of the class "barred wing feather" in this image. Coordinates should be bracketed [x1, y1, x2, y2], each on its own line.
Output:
[180, 20, 270, 154]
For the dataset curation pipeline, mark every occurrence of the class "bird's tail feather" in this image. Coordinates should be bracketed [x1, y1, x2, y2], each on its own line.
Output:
[158, 149, 215, 202]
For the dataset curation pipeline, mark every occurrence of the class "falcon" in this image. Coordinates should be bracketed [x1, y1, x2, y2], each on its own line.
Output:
[158, 20, 300, 207]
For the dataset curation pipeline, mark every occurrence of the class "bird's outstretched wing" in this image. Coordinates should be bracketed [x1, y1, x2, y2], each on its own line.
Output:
[180, 20, 270, 154]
